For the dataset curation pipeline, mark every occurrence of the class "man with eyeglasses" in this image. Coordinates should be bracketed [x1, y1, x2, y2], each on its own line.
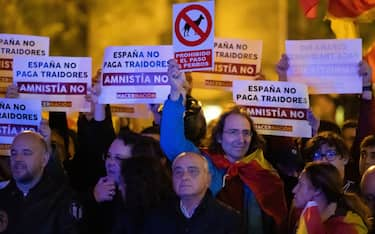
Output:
[360, 165, 375, 234]
[304, 131, 355, 192]
[160, 59, 287, 233]
[0, 131, 77, 234]
[144, 152, 240, 234]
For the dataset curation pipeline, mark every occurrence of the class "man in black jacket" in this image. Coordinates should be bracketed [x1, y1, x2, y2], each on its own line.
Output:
[0, 131, 77, 234]
[144, 152, 241, 234]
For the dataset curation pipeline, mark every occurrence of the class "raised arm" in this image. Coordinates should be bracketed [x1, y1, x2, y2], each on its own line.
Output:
[353, 61, 375, 153]
[276, 54, 289, 82]
[160, 59, 200, 161]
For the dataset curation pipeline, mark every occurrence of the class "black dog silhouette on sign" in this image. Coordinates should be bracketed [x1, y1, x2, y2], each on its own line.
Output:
[183, 14, 204, 37]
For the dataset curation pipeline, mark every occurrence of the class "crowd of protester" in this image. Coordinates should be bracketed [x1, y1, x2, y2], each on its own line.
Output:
[0, 53, 374, 234]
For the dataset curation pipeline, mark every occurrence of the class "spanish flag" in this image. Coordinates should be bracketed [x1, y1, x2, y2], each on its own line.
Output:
[296, 202, 324, 234]
[299, 0, 375, 38]
[328, 0, 375, 20]
[326, 0, 375, 38]
[299, 0, 320, 18]
[296, 201, 368, 234]
[207, 148, 288, 231]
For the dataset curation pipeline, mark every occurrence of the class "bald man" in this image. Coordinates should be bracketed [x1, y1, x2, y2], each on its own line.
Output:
[0, 131, 77, 234]
[144, 152, 241, 234]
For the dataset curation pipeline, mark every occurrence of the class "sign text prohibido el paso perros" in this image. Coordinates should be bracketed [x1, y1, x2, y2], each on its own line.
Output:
[173, 1, 214, 71]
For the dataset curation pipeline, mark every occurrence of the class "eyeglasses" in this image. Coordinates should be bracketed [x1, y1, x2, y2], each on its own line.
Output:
[173, 167, 201, 179]
[102, 153, 128, 162]
[313, 150, 337, 161]
[223, 129, 253, 138]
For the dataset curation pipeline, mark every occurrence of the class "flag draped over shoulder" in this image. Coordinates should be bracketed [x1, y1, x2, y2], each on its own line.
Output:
[207, 148, 288, 229]
[296, 201, 368, 234]
[296, 201, 324, 234]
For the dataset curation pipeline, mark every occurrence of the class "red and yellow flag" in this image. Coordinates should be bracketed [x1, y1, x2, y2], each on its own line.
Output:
[299, 0, 375, 38]
[364, 43, 375, 84]
[327, 0, 375, 38]
[328, 0, 375, 20]
[296, 201, 368, 234]
[299, 0, 320, 18]
[207, 148, 288, 231]
[296, 202, 324, 234]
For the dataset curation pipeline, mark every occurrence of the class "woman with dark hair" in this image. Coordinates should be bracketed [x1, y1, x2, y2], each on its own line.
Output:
[80, 128, 170, 234]
[293, 162, 371, 233]
[112, 156, 174, 234]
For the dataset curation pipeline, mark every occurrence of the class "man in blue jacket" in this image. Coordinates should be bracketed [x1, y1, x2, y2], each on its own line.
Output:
[160, 59, 287, 234]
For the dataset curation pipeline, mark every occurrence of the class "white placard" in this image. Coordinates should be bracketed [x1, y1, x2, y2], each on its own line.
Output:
[0, 34, 49, 96]
[193, 38, 262, 90]
[13, 56, 92, 112]
[286, 39, 362, 94]
[173, 1, 214, 71]
[0, 98, 42, 144]
[233, 80, 311, 137]
[99, 45, 172, 104]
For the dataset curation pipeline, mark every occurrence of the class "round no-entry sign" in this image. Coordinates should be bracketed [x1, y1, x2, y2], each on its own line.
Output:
[174, 4, 213, 47]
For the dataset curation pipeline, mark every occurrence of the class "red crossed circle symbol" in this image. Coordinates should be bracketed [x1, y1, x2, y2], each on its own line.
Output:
[175, 4, 213, 47]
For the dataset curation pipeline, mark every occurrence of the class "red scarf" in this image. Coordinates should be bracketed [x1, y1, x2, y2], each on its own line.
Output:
[205, 149, 288, 228]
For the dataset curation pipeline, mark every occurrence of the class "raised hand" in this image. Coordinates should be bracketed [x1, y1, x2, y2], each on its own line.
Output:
[168, 59, 189, 103]
[276, 54, 289, 82]
[359, 61, 372, 87]
[359, 61, 373, 100]
[85, 69, 102, 105]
